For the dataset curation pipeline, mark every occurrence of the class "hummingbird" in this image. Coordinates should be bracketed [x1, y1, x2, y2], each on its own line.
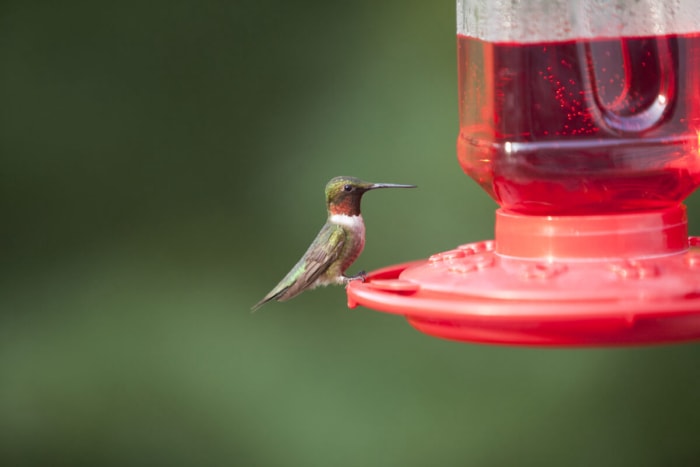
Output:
[252, 176, 416, 311]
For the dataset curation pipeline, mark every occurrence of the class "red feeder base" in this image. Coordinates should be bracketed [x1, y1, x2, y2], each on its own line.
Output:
[346, 205, 700, 346]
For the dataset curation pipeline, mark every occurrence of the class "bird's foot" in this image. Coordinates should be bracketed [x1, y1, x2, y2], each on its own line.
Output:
[344, 270, 367, 284]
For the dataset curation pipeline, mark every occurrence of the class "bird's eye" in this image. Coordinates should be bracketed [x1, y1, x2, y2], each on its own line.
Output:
[343, 184, 353, 192]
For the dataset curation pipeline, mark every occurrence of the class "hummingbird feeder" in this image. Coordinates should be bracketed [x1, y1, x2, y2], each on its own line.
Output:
[346, 0, 700, 346]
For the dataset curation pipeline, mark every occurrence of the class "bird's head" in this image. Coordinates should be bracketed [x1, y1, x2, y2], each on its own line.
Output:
[325, 176, 416, 216]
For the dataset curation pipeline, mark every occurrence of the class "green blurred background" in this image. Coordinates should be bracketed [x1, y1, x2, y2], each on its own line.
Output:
[2, 1, 700, 466]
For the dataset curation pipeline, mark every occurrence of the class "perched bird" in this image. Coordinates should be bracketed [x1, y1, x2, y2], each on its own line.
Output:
[252, 176, 416, 311]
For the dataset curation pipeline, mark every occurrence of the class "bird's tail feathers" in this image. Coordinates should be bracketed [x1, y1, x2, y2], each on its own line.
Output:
[250, 287, 290, 312]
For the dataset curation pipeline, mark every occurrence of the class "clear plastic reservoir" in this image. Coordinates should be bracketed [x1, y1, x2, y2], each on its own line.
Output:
[456, 0, 700, 214]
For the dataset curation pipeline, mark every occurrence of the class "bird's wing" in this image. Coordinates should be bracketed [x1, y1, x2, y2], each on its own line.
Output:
[252, 223, 345, 310]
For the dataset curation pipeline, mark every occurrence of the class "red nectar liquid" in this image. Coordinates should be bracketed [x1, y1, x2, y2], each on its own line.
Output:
[457, 33, 700, 214]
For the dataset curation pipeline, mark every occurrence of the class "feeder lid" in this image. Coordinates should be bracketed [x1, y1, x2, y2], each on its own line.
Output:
[347, 206, 700, 346]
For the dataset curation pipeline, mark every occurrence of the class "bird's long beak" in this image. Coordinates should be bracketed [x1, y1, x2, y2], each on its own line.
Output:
[369, 183, 417, 190]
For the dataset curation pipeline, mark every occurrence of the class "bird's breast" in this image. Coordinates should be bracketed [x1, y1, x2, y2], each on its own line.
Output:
[329, 213, 366, 269]
[329, 213, 365, 238]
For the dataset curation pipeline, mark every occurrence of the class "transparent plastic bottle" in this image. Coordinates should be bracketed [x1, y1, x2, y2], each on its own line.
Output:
[457, 0, 700, 214]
